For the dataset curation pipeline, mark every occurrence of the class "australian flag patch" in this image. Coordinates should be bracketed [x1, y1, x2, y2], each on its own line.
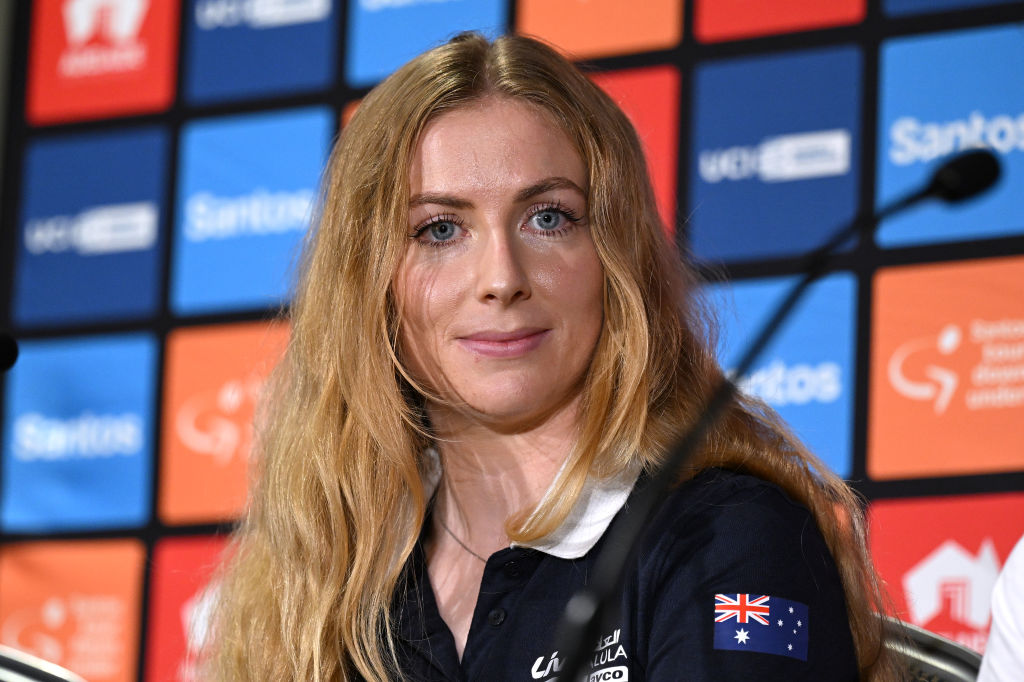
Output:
[712, 593, 809, 661]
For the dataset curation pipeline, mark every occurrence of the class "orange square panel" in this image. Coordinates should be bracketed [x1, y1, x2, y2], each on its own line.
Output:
[694, 0, 864, 44]
[517, 0, 682, 60]
[591, 65, 680, 237]
[0, 539, 144, 682]
[27, 0, 179, 125]
[160, 321, 289, 525]
[868, 255, 1024, 479]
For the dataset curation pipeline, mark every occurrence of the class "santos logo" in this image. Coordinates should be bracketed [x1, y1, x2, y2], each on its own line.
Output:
[889, 111, 1024, 166]
[195, 0, 330, 29]
[184, 189, 312, 242]
[903, 539, 1000, 651]
[24, 202, 157, 256]
[60, 0, 149, 77]
[12, 412, 143, 461]
[699, 129, 850, 184]
[734, 359, 841, 407]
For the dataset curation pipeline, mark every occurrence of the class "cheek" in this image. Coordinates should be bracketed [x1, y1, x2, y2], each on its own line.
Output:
[393, 263, 461, 375]
[554, 251, 605, 333]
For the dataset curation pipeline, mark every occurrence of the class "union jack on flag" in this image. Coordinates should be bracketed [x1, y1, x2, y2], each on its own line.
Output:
[714, 593, 771, 625]
[712, 592, 809, 661]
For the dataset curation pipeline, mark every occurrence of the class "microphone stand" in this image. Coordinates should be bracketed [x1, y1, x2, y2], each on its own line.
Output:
[553, 149, 1001, 681]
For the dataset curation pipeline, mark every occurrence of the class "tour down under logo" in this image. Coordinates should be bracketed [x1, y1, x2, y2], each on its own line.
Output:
[868, 255, 1024, 479]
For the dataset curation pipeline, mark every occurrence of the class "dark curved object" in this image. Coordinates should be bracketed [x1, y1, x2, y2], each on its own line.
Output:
[925, 149, 1001, 204]
[884, 616, 982, 682]
[0, 645, 85, 682]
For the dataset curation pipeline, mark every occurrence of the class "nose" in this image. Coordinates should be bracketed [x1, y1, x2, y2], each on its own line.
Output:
[475, 228, 531, 305]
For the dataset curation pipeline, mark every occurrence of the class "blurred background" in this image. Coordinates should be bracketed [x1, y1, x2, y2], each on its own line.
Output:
[0, 1, 1022, 679]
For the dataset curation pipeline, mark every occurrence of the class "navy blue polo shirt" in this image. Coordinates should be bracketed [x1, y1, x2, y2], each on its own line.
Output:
[394, 468, 860, 681]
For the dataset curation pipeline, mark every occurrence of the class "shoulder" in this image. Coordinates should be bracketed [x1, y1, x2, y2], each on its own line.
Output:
[627, 468, 859, 680]
[642, 468, 830, 569]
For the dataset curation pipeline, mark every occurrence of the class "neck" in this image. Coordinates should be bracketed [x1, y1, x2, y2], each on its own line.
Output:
[428, 396, 581, 556]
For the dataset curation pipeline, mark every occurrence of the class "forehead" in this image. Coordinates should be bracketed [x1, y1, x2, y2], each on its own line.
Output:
[409, 98, 586, 196]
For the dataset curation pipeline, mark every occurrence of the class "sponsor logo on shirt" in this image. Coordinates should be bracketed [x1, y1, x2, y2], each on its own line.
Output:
[530, 628, 628, 681]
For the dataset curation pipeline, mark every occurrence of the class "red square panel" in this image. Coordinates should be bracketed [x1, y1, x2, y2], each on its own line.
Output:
[145, 536, 228, 681]
[869, 492, 1024, 653]
[27, 0, 179, 125]
[591, 65, 680, 238]
[695, 0, 864, 43]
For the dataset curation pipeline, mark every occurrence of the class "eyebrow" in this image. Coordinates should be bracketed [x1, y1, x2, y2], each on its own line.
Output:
[408, 176, 586, 209]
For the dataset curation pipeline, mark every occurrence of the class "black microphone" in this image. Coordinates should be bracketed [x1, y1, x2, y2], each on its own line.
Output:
[925, 148, 1001, 203]
[1, 332, 19, 372]
[553, 148, 1002, 682]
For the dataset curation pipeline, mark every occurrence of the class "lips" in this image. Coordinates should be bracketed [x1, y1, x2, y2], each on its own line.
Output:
[457, 328, 550, 358]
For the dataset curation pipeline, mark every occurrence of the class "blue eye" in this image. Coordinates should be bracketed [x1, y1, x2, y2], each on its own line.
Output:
[411, 215, 464, 247]
[427, 220, 459, 241]
[531, 209, 564, 231]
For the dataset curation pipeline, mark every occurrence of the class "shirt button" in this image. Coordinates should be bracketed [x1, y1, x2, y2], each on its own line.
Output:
[487, 608, 506, 626]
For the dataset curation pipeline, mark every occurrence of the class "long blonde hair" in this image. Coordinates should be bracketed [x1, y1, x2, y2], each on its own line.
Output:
[209, 33, 898, 680]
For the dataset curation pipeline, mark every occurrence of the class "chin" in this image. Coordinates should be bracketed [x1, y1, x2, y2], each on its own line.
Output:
[458, 385, 577, 431]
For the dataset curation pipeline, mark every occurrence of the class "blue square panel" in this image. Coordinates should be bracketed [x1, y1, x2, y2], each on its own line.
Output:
[186, 0, 337, 103]
[345, 0, 506, 87]
[15, 128, 168, 328]
[171, 107, 333, 315]
[705, 273, 858, 477]
[877, 25, 1024, 247]
[2, 334, 157, 532]
[884, 0, 1018, 16]
[689, 46, 861, 264]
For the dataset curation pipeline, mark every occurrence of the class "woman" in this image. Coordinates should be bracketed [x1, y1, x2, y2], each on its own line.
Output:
[208, 33, 898, 680]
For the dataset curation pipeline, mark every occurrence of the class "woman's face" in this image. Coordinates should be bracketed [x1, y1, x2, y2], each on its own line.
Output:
[394, 97, 604, 430]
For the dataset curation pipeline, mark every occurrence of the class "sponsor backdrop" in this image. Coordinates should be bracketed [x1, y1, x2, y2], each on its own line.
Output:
[1, 1, 1022, 679]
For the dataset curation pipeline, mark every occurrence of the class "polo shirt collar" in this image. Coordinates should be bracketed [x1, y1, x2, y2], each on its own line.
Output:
[421, 448, 638, 561]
